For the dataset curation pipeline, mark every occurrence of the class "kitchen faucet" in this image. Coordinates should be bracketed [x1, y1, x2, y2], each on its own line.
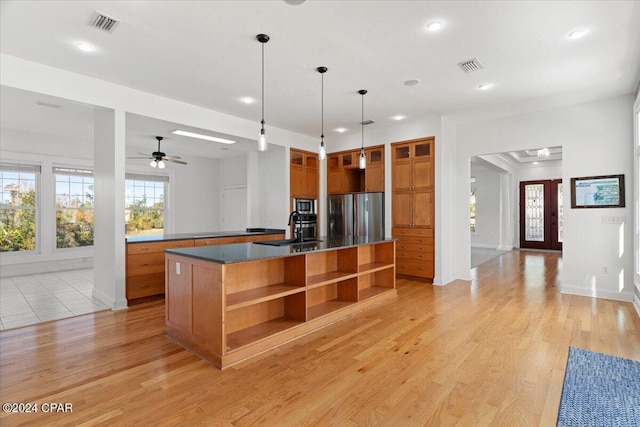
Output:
[287, 210, 303, 242]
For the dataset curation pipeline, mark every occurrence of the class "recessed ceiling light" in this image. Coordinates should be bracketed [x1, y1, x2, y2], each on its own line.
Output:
[171, 129, 236, 144]
[426, 21, 443, 32]
[568, 29, 588, 40]
[335, 128, 347, 133]
[391, 115, 406, 121]
[404, 79, 421, 87]
[478, 83, 493, 90]
[76, 42, 95, 52]
[239, 97, 256, 104]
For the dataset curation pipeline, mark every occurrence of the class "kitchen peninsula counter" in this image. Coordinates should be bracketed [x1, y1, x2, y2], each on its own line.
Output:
[125, 229, 286, 303]
[164, 236, 397, 369]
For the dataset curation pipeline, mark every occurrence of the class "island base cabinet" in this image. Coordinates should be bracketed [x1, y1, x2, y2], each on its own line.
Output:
[165, 241, 397, 369]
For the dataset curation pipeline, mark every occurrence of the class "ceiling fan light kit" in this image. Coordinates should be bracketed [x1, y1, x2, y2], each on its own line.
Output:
[128, 135, 188, 168]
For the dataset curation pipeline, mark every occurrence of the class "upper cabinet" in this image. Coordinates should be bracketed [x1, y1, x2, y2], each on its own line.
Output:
[290, 148, 319, 199]
[327, 145, 385, 194]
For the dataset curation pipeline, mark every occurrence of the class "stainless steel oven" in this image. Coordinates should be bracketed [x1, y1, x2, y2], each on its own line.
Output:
[296, 213, 317, 240]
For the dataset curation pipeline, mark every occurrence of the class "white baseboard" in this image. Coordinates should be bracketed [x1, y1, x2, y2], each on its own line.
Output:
[497, 245, 514, 251]
[1, 258, 93, 278]
[560, 286, 633, 302]
[471, 243, 500, 249]
[92, 288, 128, 311]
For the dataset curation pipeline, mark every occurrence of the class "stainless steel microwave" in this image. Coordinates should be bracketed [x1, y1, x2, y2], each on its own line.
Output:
[293, 198, 316, 214]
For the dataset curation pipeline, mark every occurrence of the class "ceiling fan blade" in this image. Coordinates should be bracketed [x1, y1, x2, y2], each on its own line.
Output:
[128, 156, 153, 159]
[137, 152, 151, 156]
[165, 159, 188, 165]
[162, 155, 182, 160]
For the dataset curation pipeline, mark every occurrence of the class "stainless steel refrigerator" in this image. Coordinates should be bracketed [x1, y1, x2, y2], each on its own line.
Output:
[327, 192, 384, 239]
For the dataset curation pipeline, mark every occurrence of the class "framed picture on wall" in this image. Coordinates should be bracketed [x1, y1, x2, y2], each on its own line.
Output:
[570, 174, 625, 208]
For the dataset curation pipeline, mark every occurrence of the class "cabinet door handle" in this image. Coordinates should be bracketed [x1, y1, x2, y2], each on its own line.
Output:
[141, 263, 149, 266]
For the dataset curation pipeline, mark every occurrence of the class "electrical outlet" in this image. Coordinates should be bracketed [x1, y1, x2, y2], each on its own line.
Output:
[176, 262, 181, 276]
[601, 266, 608, 274]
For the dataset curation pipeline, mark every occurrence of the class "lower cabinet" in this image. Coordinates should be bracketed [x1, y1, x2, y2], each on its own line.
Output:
[165, 240, 396, 369]
[126, 233, 285, 303]
[393, 227, 434, 279]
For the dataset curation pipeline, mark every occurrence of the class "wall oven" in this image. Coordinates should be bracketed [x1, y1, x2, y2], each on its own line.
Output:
[292, 198, 317, 239]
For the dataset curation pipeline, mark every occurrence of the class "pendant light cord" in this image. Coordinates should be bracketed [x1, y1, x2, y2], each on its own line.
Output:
[361, 92, 364, 150]
[321, 72, 324, 139]
[261, 42, 265, 126]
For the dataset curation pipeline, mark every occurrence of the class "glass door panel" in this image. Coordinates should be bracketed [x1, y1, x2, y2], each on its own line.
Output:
[524, 184, 544, 242]
[520, 179, 562, 251]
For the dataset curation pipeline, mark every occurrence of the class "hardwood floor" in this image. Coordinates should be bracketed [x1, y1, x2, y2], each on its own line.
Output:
[1, 251, 639, 426]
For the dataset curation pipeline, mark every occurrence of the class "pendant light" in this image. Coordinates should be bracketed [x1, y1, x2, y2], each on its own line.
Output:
[358, 89, 367, 169]
[317, 66, 328, 160]
[257, 34, 270, 152]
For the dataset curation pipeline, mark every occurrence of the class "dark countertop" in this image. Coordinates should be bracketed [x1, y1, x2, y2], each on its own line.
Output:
[164, 235, 395, 264]
[126, 228, 286, 243]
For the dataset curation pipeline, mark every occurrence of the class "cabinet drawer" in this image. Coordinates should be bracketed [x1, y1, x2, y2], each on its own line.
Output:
[195, 236, 245, 246]
[127, 252, 165, 276]
[392, 227, 434, 238]
[396, 259, 434, 278]
[126, 273, 165, 299]
[247, 233, 285, 242]
[396, 242, 433, 253]
[127, 239, 194, 254]
[396, 250, 434, 261]
[395, 235, 434, 246]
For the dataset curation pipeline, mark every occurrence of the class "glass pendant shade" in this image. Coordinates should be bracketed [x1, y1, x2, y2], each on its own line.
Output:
[158, 160, 165, 169]
[258, 124, 267, 152]
[359, 149, 366, 169]
[150, 160, 157, 168]
[319, 138, 326, 160]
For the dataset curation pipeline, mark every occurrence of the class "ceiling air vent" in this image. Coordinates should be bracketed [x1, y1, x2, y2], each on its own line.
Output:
[90, 11, 120, 33]
[360, 120, 375, 125]
[35, 101, 61, 109]
[458, 58, 484, 73]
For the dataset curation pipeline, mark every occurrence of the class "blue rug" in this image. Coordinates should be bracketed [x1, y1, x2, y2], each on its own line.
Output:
[557, 347, 640, 427]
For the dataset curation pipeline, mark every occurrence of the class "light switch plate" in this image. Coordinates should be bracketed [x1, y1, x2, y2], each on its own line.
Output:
[176, 262, 181, 275]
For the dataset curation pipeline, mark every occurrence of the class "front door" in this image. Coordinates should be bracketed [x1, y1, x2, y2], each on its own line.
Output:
[519, 180, 563, 250]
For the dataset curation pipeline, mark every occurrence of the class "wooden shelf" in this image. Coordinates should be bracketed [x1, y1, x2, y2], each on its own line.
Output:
[359, 286, 393, 301]
[307, 271, 358, 289]
[226, 317, 304, 351]
[359, 262, 394, 274]
[226, 283, 305, 311]
[307, 299, 356, 320]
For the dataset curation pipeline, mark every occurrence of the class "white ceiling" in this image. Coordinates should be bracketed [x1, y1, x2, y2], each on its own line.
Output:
[1, 0, 639, 157]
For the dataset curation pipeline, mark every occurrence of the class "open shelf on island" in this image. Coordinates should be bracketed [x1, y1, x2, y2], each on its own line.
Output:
[226, 317, 304, 351]
[307, 277, 358, 320]
[307, 299, 355, 320]
[358, 262, 394, 274]
[227, 283, 305, 311]
[307, 271, 358, 289]
[358, 267, 395, 301]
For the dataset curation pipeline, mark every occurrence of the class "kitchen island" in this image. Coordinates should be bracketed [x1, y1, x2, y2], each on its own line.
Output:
[164, 236, 396, 369]
[125, 228, 285, 303]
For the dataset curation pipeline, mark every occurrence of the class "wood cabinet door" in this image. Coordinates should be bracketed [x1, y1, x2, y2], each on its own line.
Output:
[327, 168, 343, 194]
[341, 152, 355, 169]
[166, 258, 192, 330]
[412, 157, 432, 190]
[365, 165, 384, 192]
[392, 144, 411, 190]
[290, 165, 305, 198]
[392, 192, 413, 227]
[305, 166, 318, 198]
[412, 190, 433, 227]
[365, 146, 384, 192]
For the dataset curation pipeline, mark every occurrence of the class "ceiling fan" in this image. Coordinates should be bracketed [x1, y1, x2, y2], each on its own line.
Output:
[129, 136, 187, 168]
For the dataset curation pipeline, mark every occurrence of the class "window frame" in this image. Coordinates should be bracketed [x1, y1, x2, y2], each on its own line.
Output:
[125, 173, 169, 237]
[53, 166, 95, 250]
[0, 162, 41, 254]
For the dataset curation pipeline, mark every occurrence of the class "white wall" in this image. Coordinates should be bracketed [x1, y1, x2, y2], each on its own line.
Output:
[470, 166, 501, 248]
[454, 95, 635, 302]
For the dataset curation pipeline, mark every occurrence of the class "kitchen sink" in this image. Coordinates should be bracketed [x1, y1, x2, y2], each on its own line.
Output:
[253, 238, 323, 246]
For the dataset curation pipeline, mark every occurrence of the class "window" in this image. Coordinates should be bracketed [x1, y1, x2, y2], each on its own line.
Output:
[0, 163, 40, 252]
[54, 167, 94, 248]
[125, 174, 167, 237]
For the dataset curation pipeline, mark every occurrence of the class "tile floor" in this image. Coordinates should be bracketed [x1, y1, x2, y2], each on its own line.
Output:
[0, 269, 108, 330]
